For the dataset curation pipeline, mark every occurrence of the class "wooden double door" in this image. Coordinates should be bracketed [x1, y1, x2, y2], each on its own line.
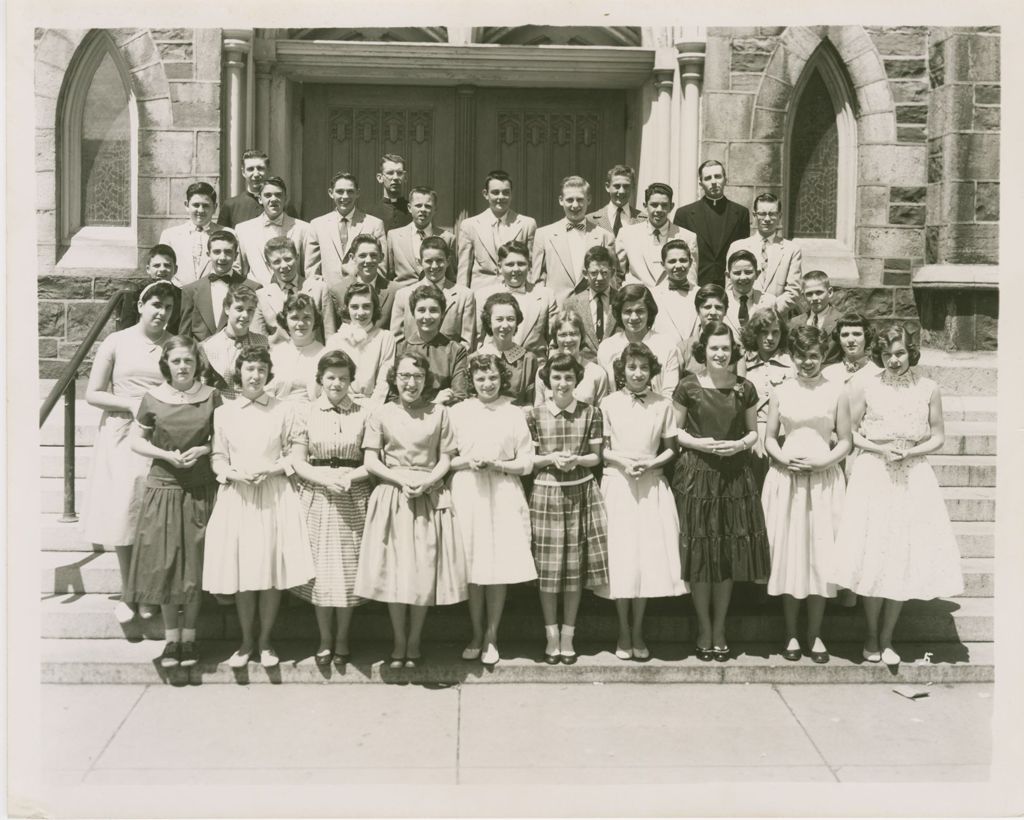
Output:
[301, 84, 627, 227]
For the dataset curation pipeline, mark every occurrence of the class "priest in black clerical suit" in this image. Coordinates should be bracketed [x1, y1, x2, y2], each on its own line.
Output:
[672, 160, 750, 288]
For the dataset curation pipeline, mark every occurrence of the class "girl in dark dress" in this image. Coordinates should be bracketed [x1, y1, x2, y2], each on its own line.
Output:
[125, 335, 221, 668]
[671, 321, 771, 662]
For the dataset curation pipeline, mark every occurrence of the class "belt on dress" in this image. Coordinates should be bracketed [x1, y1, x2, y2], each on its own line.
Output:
[308, 457, 361, 468]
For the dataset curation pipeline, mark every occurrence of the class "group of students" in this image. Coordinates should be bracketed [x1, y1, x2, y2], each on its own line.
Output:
[79, 163, 965, 672]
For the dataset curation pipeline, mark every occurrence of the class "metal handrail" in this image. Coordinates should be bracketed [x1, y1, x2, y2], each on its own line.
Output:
[39, 289, 129, 522]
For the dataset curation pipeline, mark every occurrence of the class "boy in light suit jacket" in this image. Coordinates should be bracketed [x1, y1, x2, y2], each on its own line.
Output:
[615, 182, 698, 292]
[386, 186, 455, 285]
[726, 193, 802, 316]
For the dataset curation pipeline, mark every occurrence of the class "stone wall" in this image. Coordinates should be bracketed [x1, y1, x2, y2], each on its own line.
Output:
[35, 28, 221, 378]
[700, 25, 999, 343]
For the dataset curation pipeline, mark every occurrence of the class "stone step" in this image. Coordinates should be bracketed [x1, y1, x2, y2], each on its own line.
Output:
[39, 638, 994, 685]
[941, 396, 998, 423]
[938, 422, 996, 456]
[916, 350, 997, 396]
[941, 486, 996, 522]
[929, 455, 997, 487]
[40, 446, 92, 479]
[40, 593, 994, 643]
[951, 521, 995, 558]
[39, 551, 994, 598]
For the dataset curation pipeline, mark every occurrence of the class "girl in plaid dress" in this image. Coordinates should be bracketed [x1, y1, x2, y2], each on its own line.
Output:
[526, 353, 609, 664]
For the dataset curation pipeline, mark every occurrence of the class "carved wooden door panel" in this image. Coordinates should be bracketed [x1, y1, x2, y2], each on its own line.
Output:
[302, 85, 457, 225]
[473, 89, 627, 226]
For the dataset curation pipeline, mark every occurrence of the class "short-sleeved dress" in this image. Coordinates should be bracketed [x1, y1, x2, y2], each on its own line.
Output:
[81, 327, 168, 546]
[671, 374, 771, 583]
[526, 401, 609, 593]
[597, 390, 686, 600]
[761, 378, 845, 599]
[269, 339, 324, 403]
[202, 394, 315, 593]
[124, 383, 221, 604]
[449, 397, 538, 586]
[829, 370, 964, 601]
[291, 395, 369, 607]
[354, 401, 468, 606]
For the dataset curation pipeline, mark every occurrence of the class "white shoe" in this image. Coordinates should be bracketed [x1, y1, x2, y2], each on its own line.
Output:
[113, 601, 136, 624]
[481, 644, 500, 665]
[137, 604, 157, 620]
[881, 647, 901, 665]
[227, 650, 252, 668]
[461, 646, 482, 661]
[862, 647, 882, 663]
[260, 648, 280, 668]
[614, 646, 633, 660]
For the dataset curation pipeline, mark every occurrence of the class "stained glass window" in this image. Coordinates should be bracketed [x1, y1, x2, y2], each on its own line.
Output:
[80, 52, 130, 227]
[789, 69, 839, 239]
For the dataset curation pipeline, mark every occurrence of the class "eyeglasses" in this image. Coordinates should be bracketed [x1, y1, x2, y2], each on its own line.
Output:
[755, 212, 779, 220]
[396, 373, 425, 382]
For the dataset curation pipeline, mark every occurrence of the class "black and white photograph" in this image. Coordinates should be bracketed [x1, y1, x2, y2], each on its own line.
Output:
[6, 0, 1023, 815]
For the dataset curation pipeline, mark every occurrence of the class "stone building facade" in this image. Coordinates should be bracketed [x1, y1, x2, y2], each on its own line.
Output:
[35, 25, 999, 377]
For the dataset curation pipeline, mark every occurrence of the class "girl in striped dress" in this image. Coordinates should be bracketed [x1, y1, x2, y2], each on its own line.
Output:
[290, 350, 370, 668]
[526, 353, 609, 664]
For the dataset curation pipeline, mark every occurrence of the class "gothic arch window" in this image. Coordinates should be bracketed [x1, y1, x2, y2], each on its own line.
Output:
[57, 32, 138, 264]
[784, 42, 857, 248]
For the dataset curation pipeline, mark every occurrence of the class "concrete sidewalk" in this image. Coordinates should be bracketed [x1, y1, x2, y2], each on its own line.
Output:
[38, 682, 991, 795]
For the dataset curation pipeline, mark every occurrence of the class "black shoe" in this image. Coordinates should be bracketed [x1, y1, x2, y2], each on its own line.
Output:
[314, 649, 333, 668]
[809, 649, 830, 664]
[179, 641, 198, 667]
[696, 645, 714, 662]
[159, 641, 180, 668]
[712, 645, 730, 662]
[782, 641, 802, 662]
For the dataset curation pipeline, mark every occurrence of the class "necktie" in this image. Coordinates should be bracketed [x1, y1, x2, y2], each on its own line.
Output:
[811, 312, 819, 330]
[192, 226, 205, 274]
[761, 237, 769, 278]
[493, 219, 504, 248]
[338, 216, 349, 255]
[739, 294, 749, 326]
[595, 293, 605, 340]
[414, 229, 425, 259]
[209, 270, 240, 283]
[566, 221, 585, 231]
[668, 282, 690, 293]
[613, 207, 623, 237]
[653, 227, 661, 243]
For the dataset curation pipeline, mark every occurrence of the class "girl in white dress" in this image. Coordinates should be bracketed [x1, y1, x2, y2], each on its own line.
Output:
[597, 342, 685, 660]
[269, 292, 325, 403]
[830, 323, 963, 666]
[324, 283, 396, 406]
[597, 284, 680, 400]
[203, 345, 315, 668]
[450, 353, 537, 665]
[762, 327, 851, 664]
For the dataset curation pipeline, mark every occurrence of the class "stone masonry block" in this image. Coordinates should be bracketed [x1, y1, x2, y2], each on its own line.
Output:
[148, 28, 192, 42]
[758, 28, 786, 36]
[884, 58, 926, 80]
[139, 176, 169, 216]
[754, 75, 792, 111]
[975, 182, 999, 222]
[121, 30, 158, 68]
[728, 142, 781, 185]
[866, 27, 928, 57]
[59, 337, 107, 362]
[156, 42, 194, 62]
[41, 29, 88, 66]
[846, 49, 887, 91]
[779, 27, 822, 61]
[169, 81, 220, 128]
[36, 129, 55, 172]
[826, 26, 874, 60]
[897, 126, 926, 144]
[163, 62, 195, 81]
[946, 133, 999, 180]
[38, 243, 58, 275]
[941, 35, 971, 82]
[858, 186, 890, 225]
[857, 80, 896, 116]
[858, 113, 897, 144]
[926, 182, 941, 219]
[38, 275, 93, 299]
[859, 144, 927, 186]
[896, 104, 928, 125]
[137, 97, 174, 129]
[892, 287, 918, 315]
[37, 169, 56, 210]
[34, 59, 66, 102]
[890, 80, 928, 104]
[891, 186, 926, 204]
[38, 302, 65, 337]
[858, 226, 925, 258]
[763, 46, 806, 87]
[94, 276, 148, 298]
[731, 52, 770, 74]
[139, 130, 195, 175]
[974, 84, 1000, 105]
[130, 62, 170, 100]
[752, 108, 785, 140]
[37, 210, 57, 244]
[196, 131, 220, 176]
[703, 93, 753, 141]
[66, 302, 109, 342]
[139, 216, 173, 247]
[195, 29, 222, 81]
[940, 223, 998, 264]
[928, 84, 976, 134]
[854, 258, 885, 288]
[973, 106, 1000, 131]
[169, 176, 218, 209]
[882, 270, 913, 287]
[925, 225, 939, 264]
[883, 257, 912, 271]
[39, 339, 59, 358]
[730, 74, 763, 93]
[861, 287, 895, 317]
[703, 35, 732, 92]
[889, 204, 926, 225]
[968, 34, 1000, 82]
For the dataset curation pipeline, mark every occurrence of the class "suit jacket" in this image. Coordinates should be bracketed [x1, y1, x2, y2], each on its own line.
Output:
[474, 283, 557, 357]
[723, 286, 778, 336]
[158, 221, 228, 287]
[386, 223, 455, 284]
[727, 234, 803, 315]
[456, 209, 537, 291]
[390, 280, 476, 350]
[563, 288, 616, 356]
[235, 214, 313, 286]
[586, 204, 645, 235]
[178, 276, 267, 342]
[531, 218, 614, 305]
[651, 288, 699, 358]
[218, 192, 298, 230]
[673, 197, 751, 287]
[615, 221, 699, 291]
[788, 304, 842, 336]
[304, 209, 387, 287]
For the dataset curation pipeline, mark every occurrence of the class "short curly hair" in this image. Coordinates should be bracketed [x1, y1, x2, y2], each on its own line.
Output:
[788, 325, 829, 359]
[466, 352, 512, 397]
[409, 282, 447, 315]
[158, 335, 208, 383]
[316, 349, 356, 384]
[612, 341, 662, 390]
[276, 291, 325, 341]
[612, 283, 659, 331]
[832, 312, 875, 358]
[693, 321, 741, 365]
[740, 307, 787, 355]
[386, 350, 435, 398]
[694, 283, 729, 312]
[539, 352, 585, 388]
[343, 282, 381, 325]
[871, 322, 921, 367]
[232, 344, 273, 388]
[480, 291, 523, 337]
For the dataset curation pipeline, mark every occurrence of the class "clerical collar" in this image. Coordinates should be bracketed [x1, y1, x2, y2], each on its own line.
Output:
[703, 196, 727, 213]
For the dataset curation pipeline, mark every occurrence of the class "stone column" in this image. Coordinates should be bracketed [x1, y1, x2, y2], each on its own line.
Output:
[675, 36, 706, 203]
[453, 86, 477, 220]
[653, 51, 675, 183]
[253, 34, 276, 155]
[223, 30, 252, 198]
